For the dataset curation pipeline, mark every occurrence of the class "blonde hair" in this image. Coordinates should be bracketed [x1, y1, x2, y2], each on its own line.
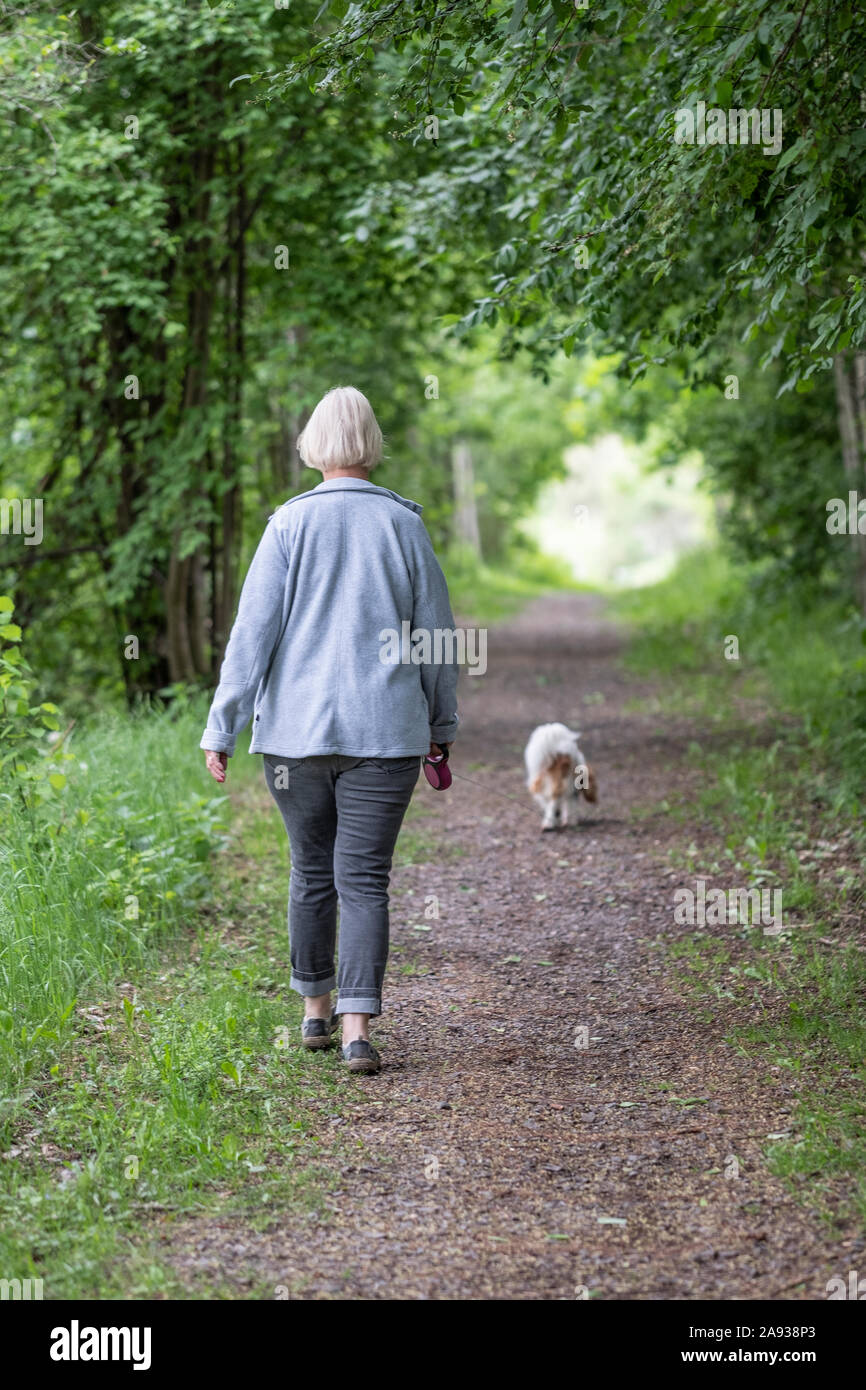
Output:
[297, 385, 383, 473]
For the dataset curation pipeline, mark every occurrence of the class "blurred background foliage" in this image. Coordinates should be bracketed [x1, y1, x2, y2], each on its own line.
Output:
[2, 0, 864, 719]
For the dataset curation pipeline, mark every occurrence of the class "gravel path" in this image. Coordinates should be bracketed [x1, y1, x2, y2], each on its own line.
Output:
[164, 593, 854, 1299]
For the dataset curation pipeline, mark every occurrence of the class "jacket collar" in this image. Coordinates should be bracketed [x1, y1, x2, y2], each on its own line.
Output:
[303, 476, 423, 514]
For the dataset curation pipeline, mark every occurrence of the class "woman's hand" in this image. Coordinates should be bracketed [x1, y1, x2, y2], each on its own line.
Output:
[428, 742, 448, 759]
[204, 749, 227, 783]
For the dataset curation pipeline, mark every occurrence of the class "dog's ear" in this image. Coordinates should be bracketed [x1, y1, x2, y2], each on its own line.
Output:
[580, 763, 598, 803]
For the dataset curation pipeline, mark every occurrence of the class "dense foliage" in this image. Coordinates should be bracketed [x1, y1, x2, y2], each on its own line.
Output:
[0, 1, 568, 706]
[270, 0, 866, 606]
[2, 0, 866, 709]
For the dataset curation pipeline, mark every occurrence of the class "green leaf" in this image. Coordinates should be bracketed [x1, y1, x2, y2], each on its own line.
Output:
[714, 79, 732, 108]
[775, 136, 810, 171]
[801, 196, 830, 231]
[507, 0, 528, 34]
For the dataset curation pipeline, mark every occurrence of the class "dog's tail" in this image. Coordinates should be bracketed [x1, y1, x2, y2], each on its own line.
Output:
[579, 762, 598, 803]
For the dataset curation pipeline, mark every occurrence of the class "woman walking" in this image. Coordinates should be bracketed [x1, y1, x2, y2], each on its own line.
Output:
[200, 386, 459, 1073]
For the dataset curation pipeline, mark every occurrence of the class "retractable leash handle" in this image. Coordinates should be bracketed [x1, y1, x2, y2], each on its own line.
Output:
[423, 742, 452, 790]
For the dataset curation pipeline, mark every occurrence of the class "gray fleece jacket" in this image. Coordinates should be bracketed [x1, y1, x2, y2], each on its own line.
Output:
[200, 476, 460, 758]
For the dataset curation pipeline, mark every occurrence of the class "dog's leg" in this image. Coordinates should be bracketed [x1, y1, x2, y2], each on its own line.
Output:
[533, 789, 555, 831]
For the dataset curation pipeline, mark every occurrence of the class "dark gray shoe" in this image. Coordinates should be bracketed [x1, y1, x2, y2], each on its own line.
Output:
[301, 1012, 339, 1050]
[341, 1039, 381, 1074]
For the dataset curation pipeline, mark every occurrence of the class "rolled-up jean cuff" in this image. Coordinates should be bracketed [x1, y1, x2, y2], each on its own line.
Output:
[336, 995, 381, 1017]
[291, 972, 337, 997]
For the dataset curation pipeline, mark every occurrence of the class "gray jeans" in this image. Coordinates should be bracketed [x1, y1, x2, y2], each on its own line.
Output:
[262, 753, 420, 1017]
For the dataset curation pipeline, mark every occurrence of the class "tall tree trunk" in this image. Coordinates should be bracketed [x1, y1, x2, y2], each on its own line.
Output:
[209, 512, 220, 677]
[290, 405, 309, 492]
[165, 542, 196, 683]
[287, 325, 309, 493]
[833, 352, 866, 615]
[452, 439, 482, 557]
[102, 307, 174, 698]
[189, 549, 208, 676]
[166, 133, 216, 685]
[212, 140, 247, 678]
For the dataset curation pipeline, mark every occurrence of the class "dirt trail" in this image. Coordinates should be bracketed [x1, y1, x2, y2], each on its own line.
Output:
[166, 593, 850, 1299]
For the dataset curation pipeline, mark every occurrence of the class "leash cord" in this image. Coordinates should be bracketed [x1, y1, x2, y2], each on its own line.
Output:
[444, 768, 538, 811]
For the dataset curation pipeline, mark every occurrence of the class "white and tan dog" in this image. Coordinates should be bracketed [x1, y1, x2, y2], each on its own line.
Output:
[525, 722, 597, 831]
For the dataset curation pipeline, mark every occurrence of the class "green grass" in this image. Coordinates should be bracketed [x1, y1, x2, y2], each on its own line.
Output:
[0, 711, 369, 1298]
[616, 549, 866, 1227]
[0, 703, 230, 1105]
[616, 547, 866, 804]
